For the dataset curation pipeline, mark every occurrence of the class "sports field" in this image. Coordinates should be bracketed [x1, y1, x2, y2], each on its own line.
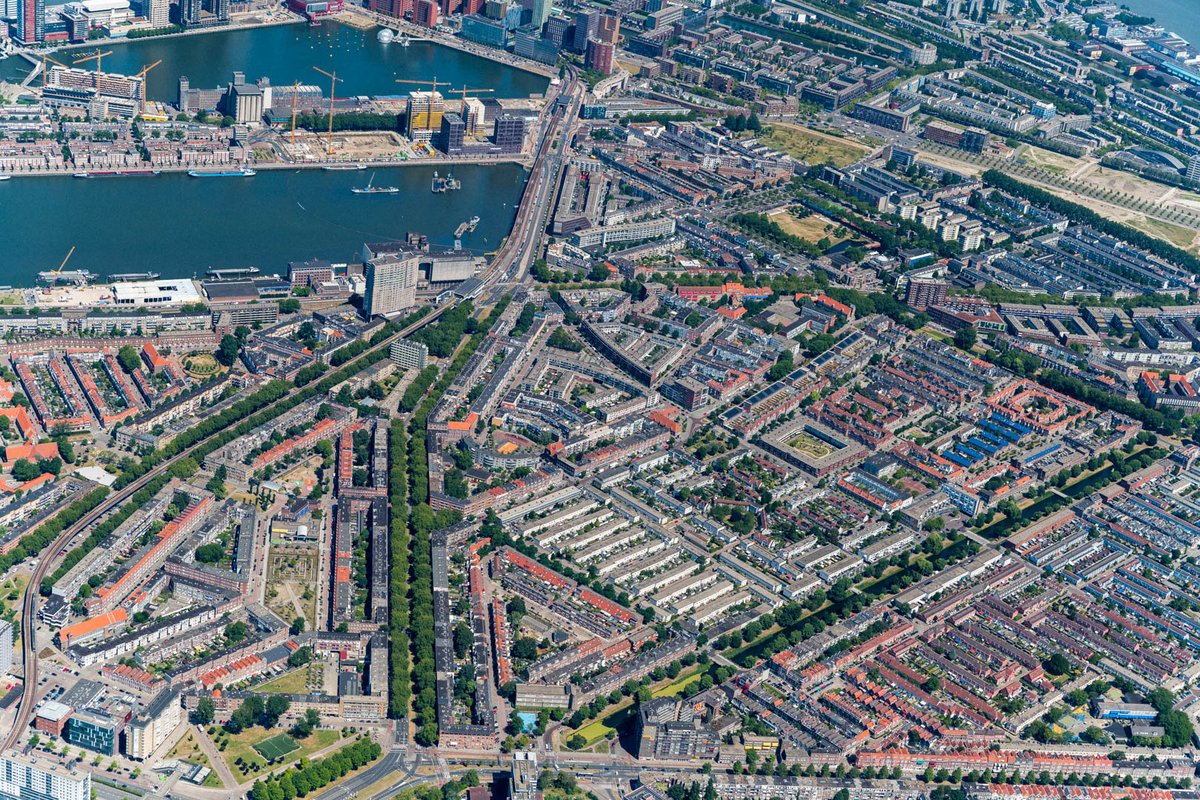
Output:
[253, 733, 299, 761]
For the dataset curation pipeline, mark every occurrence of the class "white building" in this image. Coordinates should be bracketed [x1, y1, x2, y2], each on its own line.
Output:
[389, 339, 429, 371]
[364, 253, 420, 318]
[64, 0, 134, 25]
[124, 687, 182, 761]
[0, 756, 91, 800]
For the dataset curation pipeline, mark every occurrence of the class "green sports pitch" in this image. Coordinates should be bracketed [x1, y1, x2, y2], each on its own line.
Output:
[253, 734, 300, 761]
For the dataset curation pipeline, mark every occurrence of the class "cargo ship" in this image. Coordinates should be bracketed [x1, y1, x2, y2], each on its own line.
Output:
[108, 272, 161, 282]
[188, 168, 257, 177]
[431, 170, 461, 192]
[38, 269, 96, 286]
[352, 173, 399, 194]
[323, 163, 367, 171]
[74, 169, 162, 178]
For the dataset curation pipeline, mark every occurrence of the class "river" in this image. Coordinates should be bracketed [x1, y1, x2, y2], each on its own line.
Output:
[0, 21, 543, 283]
[0, 20, 549, 102]
[1126, 0, 1200, 44]
[0, 163, 527, 280]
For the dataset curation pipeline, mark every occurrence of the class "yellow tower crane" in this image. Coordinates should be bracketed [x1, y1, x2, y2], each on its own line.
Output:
[50, 246, 76, 279]
[135, 60, 162, 114]
[73, 49, 113, 91]
[289, 81, 302, 144]
[313, 66, 342, 156]
[450, 86, 493, 135]
[394, 76, 444, 93]
[39, 54, 69, 87]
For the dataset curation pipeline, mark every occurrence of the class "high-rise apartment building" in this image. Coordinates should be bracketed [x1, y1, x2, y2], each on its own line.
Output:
[437, 112, 466, 154]
[596, 10, 619, 43]
[493, 114, 526, 153]
[529, 0, 549, 30]
[364, 252, 421, 318]
[585, 38, 614, 74]
[124, 688, 181, 761]
[0, 756, 91, 800]
[544, 15, 570, 47]
[415, 0, 439, 25]
[390, 339, 430, 371]
[16, 0, 44, 44]
[1187, 153, 1200, 183]
[462, 96, 486, 136]
[406, 90, 445, 141]
[145, 0, 170, 26]
[572, 8, 596, 52]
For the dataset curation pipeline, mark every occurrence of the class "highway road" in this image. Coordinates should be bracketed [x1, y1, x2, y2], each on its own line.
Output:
[303, 69, 583, 800]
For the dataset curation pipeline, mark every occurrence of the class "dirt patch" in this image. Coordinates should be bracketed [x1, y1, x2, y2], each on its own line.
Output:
[762, 123, 872, 167]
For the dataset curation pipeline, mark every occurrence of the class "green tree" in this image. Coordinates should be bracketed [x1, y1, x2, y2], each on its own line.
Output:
[117, 345, 141, 373]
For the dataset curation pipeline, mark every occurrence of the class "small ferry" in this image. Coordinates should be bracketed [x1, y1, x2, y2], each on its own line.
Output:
[108, 272, 161, 282]
[74, 169, 161, 179]
[0, 175, 11, 182]
[352, 173, 400, 194]
[206, 267, 261, 278]
[188, 168, 257, 178]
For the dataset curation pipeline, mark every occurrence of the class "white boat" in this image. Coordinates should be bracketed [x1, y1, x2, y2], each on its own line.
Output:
[323, 163, 367, 171]
[351, 172, 400, 194]
[0, 175, 10, 182]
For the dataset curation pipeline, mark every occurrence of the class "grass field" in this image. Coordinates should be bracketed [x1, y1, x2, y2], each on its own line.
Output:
[1126, 216, 1200, 251]
[219, 727, 339, 783]
[788, 431, 835, 459]
[257, 668, 310, 695]
[184, 352, 219, 378]
[762, 123, 870, 167]
[253, 733, 299, 761]
[651, 668, 702, 699]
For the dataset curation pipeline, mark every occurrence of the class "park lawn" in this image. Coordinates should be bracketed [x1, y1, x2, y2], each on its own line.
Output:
[573, 717, 614, 747]
[167, 731, 205, 762]
[762, 123, 870, 167]
[219, 727, 340, 783]
[651, 668, 702, 699]
[1126, 216, 1200, 252]
[0, 574, 27, 647]
[257, 669, 310, 694]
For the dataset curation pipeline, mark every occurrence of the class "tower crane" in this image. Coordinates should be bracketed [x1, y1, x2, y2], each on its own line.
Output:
[50, 247, 76, 278]
[289, 81, 301, 144]
[135, 60, 161, 114]
[73, 49, 113, 91]
[39, 53, 69, 86]
[450, 86, 493, 134]
[394, 76, 444, 94]
[313, 66, 342, 156]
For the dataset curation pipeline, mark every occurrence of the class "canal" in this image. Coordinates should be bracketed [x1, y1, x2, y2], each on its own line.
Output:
[0, 163, 528, 280]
